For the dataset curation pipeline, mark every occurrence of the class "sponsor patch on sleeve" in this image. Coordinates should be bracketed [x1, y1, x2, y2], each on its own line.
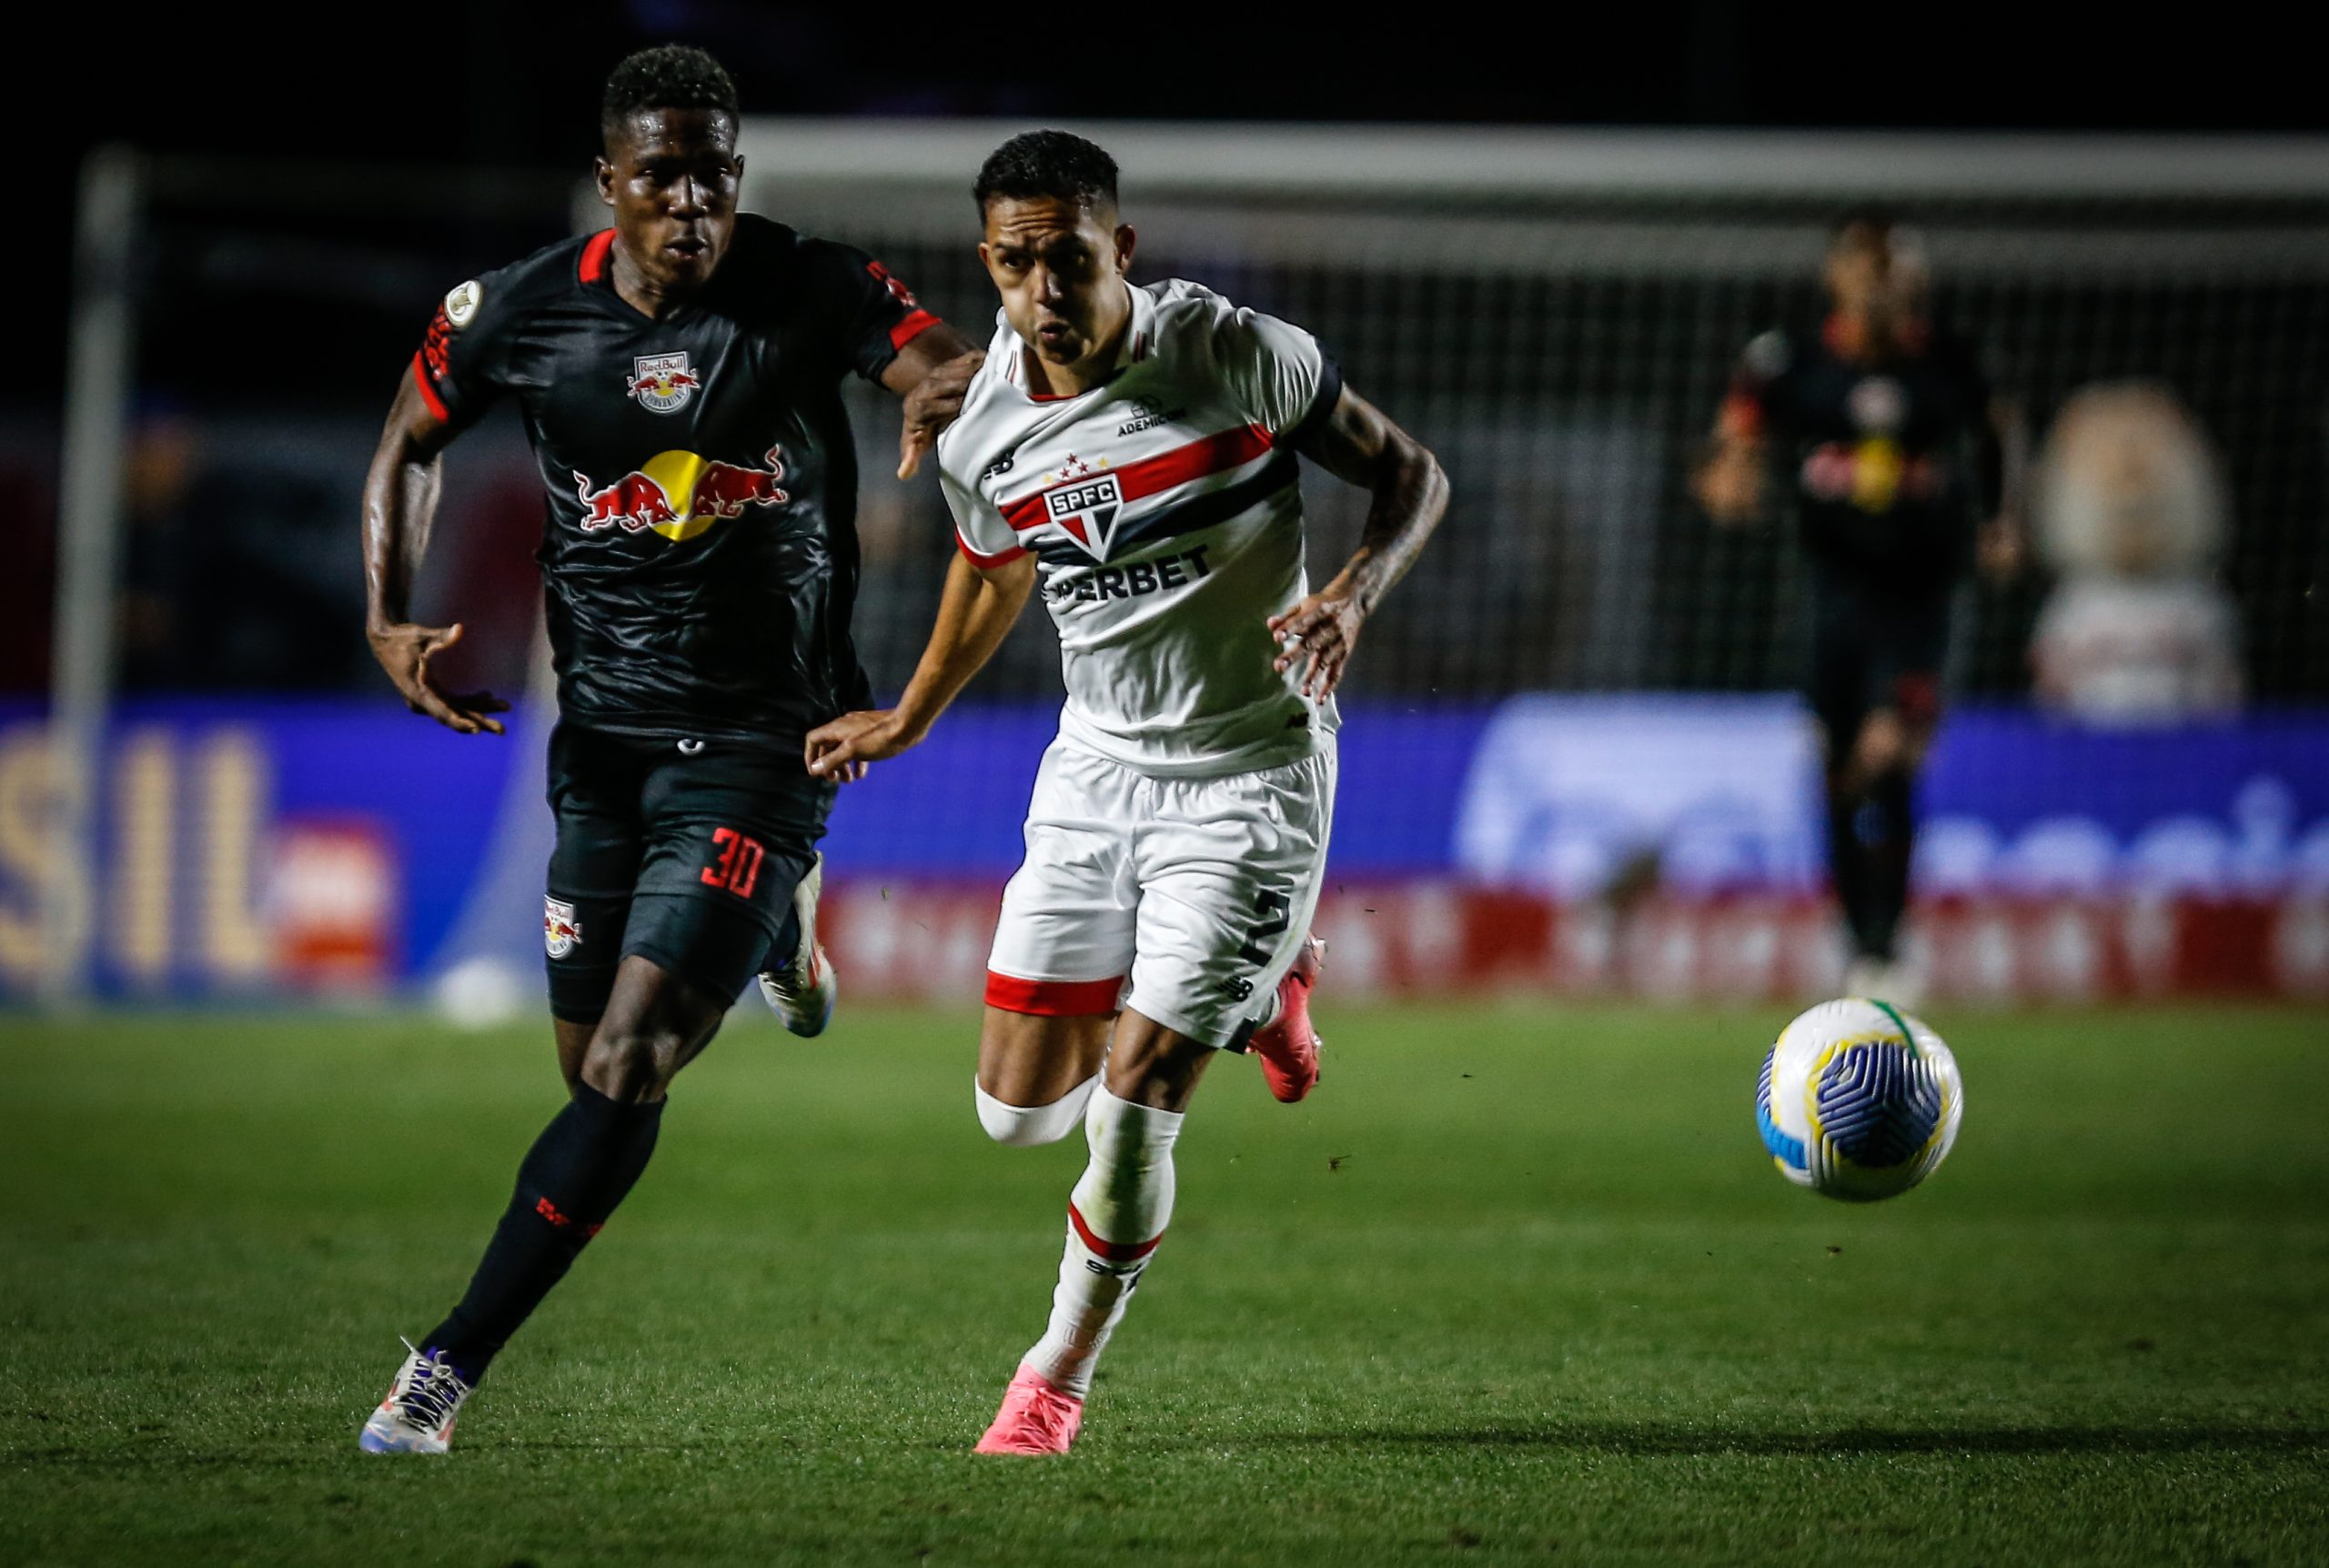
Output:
[444, 279, 483, 329]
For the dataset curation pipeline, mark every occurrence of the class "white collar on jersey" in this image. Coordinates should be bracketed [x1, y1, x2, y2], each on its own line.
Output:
[1009, 279, 1153, 401]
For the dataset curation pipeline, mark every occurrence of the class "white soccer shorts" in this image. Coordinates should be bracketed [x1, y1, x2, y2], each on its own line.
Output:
[984, 735, 1337, 1048]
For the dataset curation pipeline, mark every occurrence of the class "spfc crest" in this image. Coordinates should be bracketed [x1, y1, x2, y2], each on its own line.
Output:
[1044, 473, 1125, 559]
[628, 352, 699, 415]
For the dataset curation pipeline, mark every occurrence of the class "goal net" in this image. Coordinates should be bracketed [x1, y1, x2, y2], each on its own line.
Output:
[13, 126, 2326, 1006]
[740, 124, 2329, 1003]
[741, 125, 2329, 708]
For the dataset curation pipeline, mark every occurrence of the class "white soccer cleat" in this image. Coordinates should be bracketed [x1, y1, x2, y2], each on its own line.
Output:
[358, 1341, 473, 1454]
[1842, 956, 1922, 1010]
[757, 852, 837, 1037]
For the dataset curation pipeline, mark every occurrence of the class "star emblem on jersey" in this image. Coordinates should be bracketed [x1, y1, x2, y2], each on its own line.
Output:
[628, 352, 700, 414]
[572, 447, 791, 543]
[1044, 472, 1126, 559]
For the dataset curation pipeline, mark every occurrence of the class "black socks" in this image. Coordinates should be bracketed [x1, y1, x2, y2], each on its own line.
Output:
[425, 1084, 664, 1383]
[1828, 768, 1916, 962]
[763, 905, 803, 972]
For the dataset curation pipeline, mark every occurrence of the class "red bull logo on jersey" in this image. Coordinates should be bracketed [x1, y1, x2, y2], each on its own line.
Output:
[573, 447, 791, 543]
[627, 351, 701, 414]
[1800, 439, 1940, 515]
[544, 897, 582, 959]
[1044, 472, 1125, 559]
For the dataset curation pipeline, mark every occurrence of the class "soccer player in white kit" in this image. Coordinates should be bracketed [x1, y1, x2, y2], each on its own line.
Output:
[806, 131, 1448, 1454]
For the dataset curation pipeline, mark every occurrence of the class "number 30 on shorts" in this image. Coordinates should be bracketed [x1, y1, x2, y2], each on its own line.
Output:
[700, 827, 765, 898]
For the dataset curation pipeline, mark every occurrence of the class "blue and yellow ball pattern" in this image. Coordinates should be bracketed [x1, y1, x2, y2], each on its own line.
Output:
[1756, 998, 1962, 1201]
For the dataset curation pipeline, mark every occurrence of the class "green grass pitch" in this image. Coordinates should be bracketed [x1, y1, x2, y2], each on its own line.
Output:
[4, 1001, 2325, 1565]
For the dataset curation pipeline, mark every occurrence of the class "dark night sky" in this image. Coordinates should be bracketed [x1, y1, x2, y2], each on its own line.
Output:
[51, 4, 2329, 173]
[18, 3, 2321, 423]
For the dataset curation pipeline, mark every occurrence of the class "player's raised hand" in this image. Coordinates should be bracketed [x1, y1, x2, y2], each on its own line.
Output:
[897, 349, 985, 479]
[1268, 588, 1366, 700]
[805, 709, 918, 781]
[366, 620, 509, 736]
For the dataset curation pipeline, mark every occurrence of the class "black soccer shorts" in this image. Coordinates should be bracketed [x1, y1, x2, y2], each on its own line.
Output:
[1806, 575, 1954, 752]
[541, 722, 833, 1023]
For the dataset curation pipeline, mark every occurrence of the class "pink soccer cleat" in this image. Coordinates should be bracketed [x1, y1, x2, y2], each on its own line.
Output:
[973, 1363, 1084, 1455]
[1247, 933, 1326, 1103]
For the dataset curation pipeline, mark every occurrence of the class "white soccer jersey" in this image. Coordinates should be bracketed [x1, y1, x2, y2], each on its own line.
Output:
[935, 279, 1344, 777]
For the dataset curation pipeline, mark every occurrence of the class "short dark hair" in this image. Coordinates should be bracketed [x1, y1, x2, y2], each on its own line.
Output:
[973, 130, 1119, 216]
[1831, 206, 1902, 244]
[601, 44, 739, 145]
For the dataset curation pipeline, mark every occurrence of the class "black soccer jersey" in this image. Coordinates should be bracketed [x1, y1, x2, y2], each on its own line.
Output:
[411, 214, 939, 747]
[1720, 316, 1994, 589]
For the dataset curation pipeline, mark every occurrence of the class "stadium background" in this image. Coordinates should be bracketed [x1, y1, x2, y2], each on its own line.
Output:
[6, 13, 2327, 1566]
[5, 25, 2327, 1010]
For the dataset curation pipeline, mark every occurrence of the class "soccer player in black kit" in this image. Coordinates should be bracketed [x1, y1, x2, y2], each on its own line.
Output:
[1696, 214, 2021, 1002]
[355, 45, 981, 1452]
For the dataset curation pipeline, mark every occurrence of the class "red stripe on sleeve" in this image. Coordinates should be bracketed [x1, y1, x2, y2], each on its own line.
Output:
[889, 307, 940, 351]
[1067, 1201, 1164, 1262]
[984, 970, 1124, 1016]
[1001, 422, 1275, 533]
[1718, 390, 1765, 438]
[1001, 492, 1047, 533]
[578, 228, 616, 284]
[410, 352, 449, 423]
[956, 532, 1027, 571]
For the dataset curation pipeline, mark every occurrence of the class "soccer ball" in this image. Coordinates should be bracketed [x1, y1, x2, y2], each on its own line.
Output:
[1756, 998, 1963, 1201]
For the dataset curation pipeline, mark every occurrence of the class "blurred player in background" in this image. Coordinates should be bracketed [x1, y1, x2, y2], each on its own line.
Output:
[1695, 213, 2022, 1001]
[805, 131, 1448, 1454]
[353, 44, 981, 1453]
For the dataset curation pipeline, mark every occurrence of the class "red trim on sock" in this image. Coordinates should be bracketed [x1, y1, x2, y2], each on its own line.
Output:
[984, 970, 1124, 1016]
[1067, 1201, 1163, 1262]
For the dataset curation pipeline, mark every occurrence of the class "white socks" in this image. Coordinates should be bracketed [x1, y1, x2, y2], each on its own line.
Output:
[1247, 983, 1285, 1031]
[1024, 1086, 1184, 1399]
[974, 1073, 1100, 1147]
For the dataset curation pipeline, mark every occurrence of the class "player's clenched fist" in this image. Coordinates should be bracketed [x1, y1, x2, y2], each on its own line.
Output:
[897, 349, 986, 479]
[1268, 586, 1366, 700]
[804, 709, 915, 780]
[367, 620, 509, 735]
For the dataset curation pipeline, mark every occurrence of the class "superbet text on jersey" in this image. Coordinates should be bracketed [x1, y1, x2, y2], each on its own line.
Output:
[411, 215, 939, 749]
[936, 280, 1345, 777]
